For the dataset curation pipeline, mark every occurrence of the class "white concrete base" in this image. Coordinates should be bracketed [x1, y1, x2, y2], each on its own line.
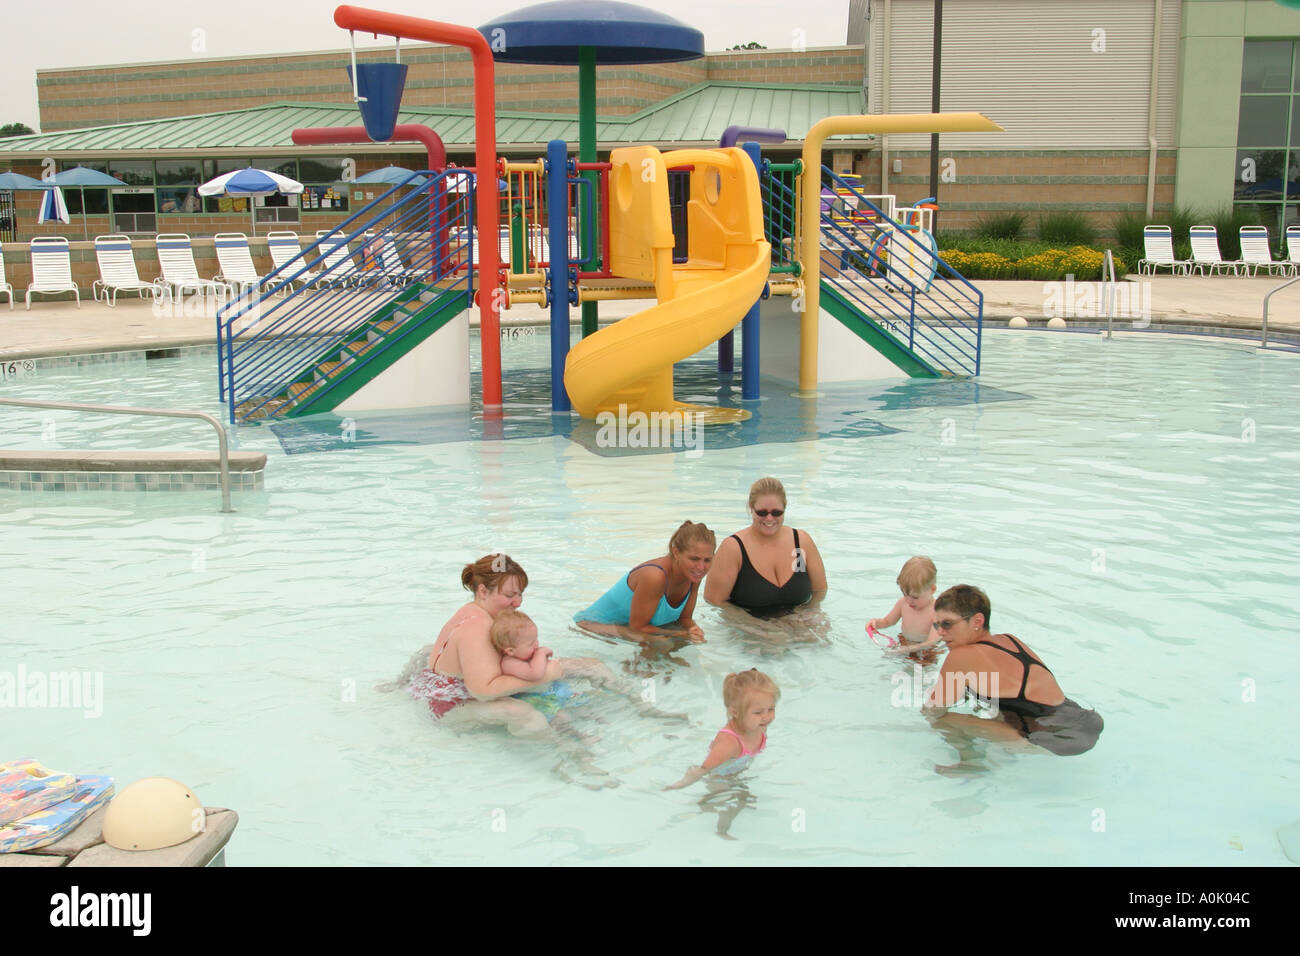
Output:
[756, 296, 908, 388]
[337, 310, 470, 412]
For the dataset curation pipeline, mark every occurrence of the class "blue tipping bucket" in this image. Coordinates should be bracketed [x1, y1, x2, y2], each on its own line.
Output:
[349, 63, 408, 142]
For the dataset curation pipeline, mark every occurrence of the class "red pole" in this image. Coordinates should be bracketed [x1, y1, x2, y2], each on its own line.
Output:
[333, 5, 503, 410]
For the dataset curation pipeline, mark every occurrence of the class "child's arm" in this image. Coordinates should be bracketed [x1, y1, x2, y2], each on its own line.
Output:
[499, 647, 553, 681]
[867, 597, 904, 632]
[885, 633, 944, 656]
[665, 731, 741, 790]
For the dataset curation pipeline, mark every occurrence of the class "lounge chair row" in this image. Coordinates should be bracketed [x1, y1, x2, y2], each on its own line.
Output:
[1139, 224, 1299, 277]
[0, 231, 423, 310]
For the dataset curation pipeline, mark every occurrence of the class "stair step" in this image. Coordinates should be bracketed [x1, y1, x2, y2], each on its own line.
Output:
[342, 340, 376, 358]
[316, 360, 347, 380]
[236, 396, 290, 421]
[287, 381, 321, 402]
[373, 319, 402, 332]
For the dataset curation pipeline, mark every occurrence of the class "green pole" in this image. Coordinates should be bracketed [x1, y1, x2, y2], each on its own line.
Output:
[510, 201, 525, 275]
[579, 45, 598, 338]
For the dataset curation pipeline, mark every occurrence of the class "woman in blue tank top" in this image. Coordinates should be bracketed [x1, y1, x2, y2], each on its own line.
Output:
[575, 521, 716, 642]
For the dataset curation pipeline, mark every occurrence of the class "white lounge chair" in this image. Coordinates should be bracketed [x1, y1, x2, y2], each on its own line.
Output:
[1287, 225, 1300, 275]
[315, 230, 364, 287]
[26, 236, 80, 310]
[0, 246, 14, 309]
[154, 233, 229, 302]
[362, 230, 419, 287]
[1188, 225, 1243, 277]
[92, 235, 158, 306]
[1239, 226, 1291, 277]
[212, 232, 268, 294]
[1137, 225, 1190, 276]
[265, 231, 320, 292]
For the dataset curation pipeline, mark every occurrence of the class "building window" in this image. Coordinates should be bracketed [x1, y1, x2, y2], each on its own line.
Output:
[1237, 40, 1300, 242]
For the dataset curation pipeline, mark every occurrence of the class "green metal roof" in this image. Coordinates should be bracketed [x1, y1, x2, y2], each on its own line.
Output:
[0, 82, 867, 157]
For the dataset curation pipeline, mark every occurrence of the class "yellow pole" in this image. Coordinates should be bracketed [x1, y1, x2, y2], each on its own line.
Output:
[798, 112, 1002, 392]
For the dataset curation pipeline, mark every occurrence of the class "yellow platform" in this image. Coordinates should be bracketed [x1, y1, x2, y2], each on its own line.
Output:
[562, 145, 771, 422]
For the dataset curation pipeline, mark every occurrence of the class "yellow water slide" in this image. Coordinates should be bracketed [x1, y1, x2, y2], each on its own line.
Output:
[563, 146, 771, 422]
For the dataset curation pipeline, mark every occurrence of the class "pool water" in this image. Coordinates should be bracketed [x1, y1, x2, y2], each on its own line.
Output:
[3, 329, 1298, 865]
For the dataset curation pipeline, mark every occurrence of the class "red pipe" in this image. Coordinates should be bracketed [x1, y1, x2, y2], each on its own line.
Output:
[291, 124, 446, 170]
[333, 4, 503, 409]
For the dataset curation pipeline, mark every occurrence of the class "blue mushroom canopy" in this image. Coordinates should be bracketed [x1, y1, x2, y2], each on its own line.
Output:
[479, 0, 704, 64]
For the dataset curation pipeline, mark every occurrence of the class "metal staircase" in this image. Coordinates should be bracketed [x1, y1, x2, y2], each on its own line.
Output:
[218, 169, 475, 423]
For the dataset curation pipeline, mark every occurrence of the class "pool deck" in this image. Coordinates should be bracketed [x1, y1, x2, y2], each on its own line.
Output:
[0, 275, 1296, 359]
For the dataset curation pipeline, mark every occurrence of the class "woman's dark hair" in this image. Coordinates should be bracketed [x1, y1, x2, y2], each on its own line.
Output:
[461, 554, 528, 595]
[934, 584, 991, 628]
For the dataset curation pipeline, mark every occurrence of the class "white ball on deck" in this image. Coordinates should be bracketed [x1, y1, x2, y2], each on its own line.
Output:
[1046, 317, 1067, 330]
[1008, 316, 1028, 328]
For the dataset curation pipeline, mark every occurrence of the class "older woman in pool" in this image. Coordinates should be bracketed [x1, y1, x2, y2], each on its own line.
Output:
[574, 521, 715, 642]
[704, 477, 827, 619]
[922, 584, 1103, 768]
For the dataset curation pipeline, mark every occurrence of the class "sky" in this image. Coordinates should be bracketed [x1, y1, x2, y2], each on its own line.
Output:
[2, 0, 858, 133]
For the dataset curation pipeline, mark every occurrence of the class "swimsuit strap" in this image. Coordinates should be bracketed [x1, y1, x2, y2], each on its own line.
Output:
[629, 561, 693, 608]
[717, 725, 757, 757]
[974, 633, 1052, 701]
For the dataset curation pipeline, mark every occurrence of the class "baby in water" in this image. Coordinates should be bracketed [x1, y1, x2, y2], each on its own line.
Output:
[867, 555, 944, 665]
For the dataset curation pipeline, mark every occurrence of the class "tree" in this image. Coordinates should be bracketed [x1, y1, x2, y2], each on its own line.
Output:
[728, 42, 767, 50]
[0, 123, 35, 138]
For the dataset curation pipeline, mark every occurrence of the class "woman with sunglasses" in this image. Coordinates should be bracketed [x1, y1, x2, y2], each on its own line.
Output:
[704, 477, 827, 616]
[923, 584, 1103, 761]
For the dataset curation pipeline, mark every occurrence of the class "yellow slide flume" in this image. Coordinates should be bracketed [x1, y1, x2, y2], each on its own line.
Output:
[563, 146, 771, 422]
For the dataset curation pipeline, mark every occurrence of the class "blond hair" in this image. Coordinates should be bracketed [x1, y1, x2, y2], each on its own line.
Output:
[668, 520, 716, 555]
[747, 476, 787, 511]
[722, 668, 781, 717]
[489, 608, 536, 652]
[897, 555, 937, 595]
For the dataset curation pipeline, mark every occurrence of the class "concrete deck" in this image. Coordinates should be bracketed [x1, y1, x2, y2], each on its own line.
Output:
[0, 275, 1296, 359]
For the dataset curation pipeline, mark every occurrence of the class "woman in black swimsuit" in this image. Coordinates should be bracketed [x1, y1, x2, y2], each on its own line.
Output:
[923, 584, 1103, 761]
[704, 477, 827, 618]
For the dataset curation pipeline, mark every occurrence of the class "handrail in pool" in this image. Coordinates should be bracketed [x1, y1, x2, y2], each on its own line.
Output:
[1261, 272, 1300, 349]
[0, 398, 234, 513]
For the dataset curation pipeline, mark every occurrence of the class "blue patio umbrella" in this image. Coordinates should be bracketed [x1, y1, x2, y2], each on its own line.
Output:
[0, 170, 49, 191]
[198, 167, 304, 235]
[48, 166, 128, 240]
[352, 166, 429, 187]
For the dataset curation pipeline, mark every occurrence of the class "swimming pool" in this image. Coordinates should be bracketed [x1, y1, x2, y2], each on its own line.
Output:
[3, 328, 1298, 865]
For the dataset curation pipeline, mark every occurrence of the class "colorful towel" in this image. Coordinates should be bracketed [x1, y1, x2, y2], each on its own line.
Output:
[0, 759, 77, 826]
[0, 775, 115, 854]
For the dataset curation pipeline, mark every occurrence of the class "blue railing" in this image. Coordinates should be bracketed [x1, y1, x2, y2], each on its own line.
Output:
[218, 169, 475, 423]
[819, 167, 982, 376]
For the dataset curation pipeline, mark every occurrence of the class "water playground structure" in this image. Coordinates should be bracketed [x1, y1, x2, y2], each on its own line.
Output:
[217, 2, 1002, 427]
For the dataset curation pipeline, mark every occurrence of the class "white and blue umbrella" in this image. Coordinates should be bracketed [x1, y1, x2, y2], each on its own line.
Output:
[198, 167, 304, 235]
[48, 166, 127, 240]
[37, 186, 70, 225]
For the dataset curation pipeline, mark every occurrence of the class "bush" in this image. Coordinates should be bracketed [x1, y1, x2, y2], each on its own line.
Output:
[1038, 211, 1097, 246]
[938, 245, 1127, 282]
[1109, 205, 1204, 263]
[1208, 206, 1262, 261]
[973, 211, 1028, 241]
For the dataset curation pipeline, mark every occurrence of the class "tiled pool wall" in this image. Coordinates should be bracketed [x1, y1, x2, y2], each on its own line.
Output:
[0, 470, 263, 493]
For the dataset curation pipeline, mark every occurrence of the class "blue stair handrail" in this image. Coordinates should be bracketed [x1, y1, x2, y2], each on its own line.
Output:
[218, 169, 475, 422]
[819, 167, 983, 377]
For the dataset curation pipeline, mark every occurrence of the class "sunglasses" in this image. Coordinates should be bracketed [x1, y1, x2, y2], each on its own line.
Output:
[753, 509, 784, 518]
[933, 615, 971, 631]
